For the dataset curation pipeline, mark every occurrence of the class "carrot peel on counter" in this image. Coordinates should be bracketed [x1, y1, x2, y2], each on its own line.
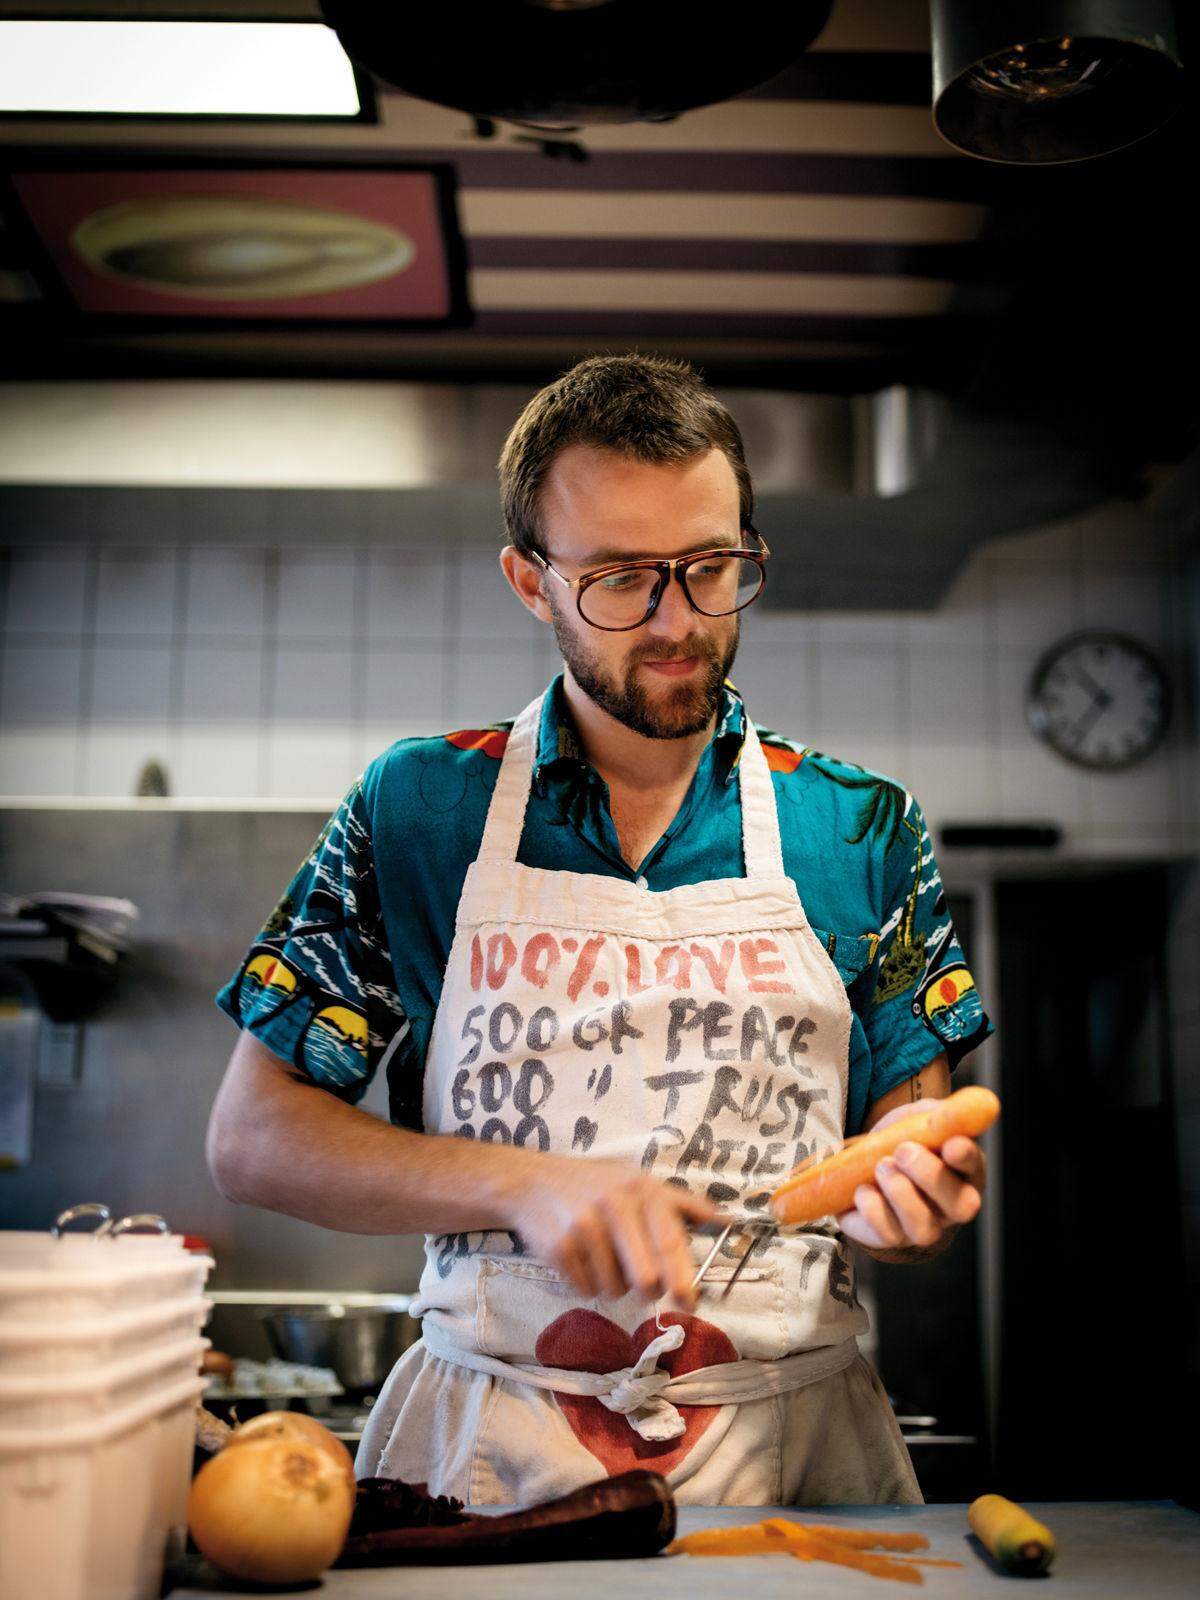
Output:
[769, 1085, 1001, 1227]
[765, 1519, 928, 1552]
[668, 1517, 961, 1585]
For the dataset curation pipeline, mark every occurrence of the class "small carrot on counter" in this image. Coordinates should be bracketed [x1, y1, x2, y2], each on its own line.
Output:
[770, 1085, 1000, 1227]
[968, 1494, 1056, 1575]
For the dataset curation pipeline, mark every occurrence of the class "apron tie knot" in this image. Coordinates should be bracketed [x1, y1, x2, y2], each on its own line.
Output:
[595, 1321, 688, 1441]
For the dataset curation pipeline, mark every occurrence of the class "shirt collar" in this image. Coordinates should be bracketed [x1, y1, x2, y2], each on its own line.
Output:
[533, 672, 747, 796]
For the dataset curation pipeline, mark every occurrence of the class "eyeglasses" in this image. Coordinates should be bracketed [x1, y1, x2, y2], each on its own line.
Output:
[527, 527, 770, 632]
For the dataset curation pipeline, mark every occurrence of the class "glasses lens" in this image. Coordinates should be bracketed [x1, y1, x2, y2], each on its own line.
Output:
[578, 566, 662, 629]
[684, 554, 763, 616]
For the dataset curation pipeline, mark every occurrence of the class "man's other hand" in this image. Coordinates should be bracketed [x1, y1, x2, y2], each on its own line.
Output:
[508, 1157, 718, 1305]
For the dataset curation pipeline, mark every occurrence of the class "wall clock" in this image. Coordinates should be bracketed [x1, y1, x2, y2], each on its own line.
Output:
[1026, 631, 1170, 770]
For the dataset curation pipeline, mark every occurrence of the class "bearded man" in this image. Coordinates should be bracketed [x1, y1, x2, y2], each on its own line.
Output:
[208, 353, 993, 1507]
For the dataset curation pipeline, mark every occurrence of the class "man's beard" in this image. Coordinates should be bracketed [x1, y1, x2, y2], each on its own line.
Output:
[549, 602, 739, 740]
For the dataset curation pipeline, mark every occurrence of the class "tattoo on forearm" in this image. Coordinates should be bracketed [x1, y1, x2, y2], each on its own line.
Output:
[910, 1072, 922, 1102]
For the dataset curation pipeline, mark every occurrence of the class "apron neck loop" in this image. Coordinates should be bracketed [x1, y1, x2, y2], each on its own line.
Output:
[736, 720, 786, 879]
[475, 691, 787, 881]
[474, 694, 544, 864]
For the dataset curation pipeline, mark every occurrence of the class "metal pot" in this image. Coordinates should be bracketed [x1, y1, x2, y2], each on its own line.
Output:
[261, 1302, 420, 1395]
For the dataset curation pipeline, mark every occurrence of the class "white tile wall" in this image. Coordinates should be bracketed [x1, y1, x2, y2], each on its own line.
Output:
[1080, 562, 1169, 641]
[362, 644, 448, 732]
[275, 551, 359, 641]
[457, 548, 531, 643]
[5, 548, 89, 637]
[90, 643, 173, 722]
[174, 727, 261, 799]
[1, 639, 85, 724]
[725, 644, 817, 740]
[270, 644, 355, 723]
[94, 549, 179, 640]
[0, 497, 1196, 859]
[365, 550, 450, 643]
[265, 727, 357, 801]
[0, 729, 78, 795]
[180, 641, 264, 724]
[454, 639, 546, 725]
[992, 558, 1078, 659]
[185, 548, 268, 639]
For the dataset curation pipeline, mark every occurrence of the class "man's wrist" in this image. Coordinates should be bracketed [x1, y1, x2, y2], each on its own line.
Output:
[468, 1139, 547, 1231]
[853, 1223, 960, 1265]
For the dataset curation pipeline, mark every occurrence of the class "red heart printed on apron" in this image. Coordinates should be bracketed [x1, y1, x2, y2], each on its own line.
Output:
[534, 1309, 738, 1476]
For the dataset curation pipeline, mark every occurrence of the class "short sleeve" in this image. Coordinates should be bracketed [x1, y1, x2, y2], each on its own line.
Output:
[215, 779, 409, 1104]
[860, 792, 994, 1107]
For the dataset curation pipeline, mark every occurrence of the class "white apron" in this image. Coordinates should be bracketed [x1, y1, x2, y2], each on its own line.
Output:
[356, 693, 921, 1507]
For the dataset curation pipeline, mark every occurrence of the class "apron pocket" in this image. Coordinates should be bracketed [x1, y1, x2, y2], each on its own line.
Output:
[475, 1256, 578, 1362]
[693, 1257, 793, 1362]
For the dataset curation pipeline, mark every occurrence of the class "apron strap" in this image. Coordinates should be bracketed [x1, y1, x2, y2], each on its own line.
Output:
[420, 1319, 858, 1442]
[474, 688, 787, 882]
[736, 718, 786, 879]
[474, 694, 545, 864]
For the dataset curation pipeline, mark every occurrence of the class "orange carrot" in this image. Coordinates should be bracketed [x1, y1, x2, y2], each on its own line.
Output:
[769, 1085, 1000, 1227]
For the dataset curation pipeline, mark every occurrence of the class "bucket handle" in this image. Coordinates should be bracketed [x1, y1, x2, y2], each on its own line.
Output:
[51, 1203, 111, 1238]
[106, 1214, 170, 1239]
[51, 1205, 170, 1240]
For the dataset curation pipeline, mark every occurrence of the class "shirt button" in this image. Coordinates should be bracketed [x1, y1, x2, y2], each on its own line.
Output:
[635, 874, 648, 890]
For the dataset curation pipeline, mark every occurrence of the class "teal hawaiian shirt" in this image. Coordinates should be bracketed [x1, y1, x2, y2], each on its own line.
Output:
[217, 674, 993, 1138]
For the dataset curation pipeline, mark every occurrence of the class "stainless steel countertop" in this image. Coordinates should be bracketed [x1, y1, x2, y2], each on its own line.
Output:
[171, 1500, 1200, 1599]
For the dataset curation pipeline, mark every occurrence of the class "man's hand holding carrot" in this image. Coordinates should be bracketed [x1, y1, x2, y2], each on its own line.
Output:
[838, 1097, 988, 1259]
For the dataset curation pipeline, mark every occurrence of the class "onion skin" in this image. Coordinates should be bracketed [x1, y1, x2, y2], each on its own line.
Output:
[188, 1436, 355, 1583]
[227, 1409, 356, 1489]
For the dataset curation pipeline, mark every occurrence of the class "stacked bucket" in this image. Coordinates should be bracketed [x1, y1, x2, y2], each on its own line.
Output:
[0, 1206, 213, 1600]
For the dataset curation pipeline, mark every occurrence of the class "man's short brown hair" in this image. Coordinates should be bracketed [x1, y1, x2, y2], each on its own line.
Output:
[498, 353, 754, 557]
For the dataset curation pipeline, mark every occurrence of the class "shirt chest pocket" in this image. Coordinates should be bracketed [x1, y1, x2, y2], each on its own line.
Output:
[810, 927, 875, 994]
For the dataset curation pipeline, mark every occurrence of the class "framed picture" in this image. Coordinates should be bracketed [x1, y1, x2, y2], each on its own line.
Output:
[2, 155, 471, 328]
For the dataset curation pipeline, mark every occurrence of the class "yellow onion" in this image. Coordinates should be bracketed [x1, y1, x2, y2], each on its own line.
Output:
[226, 1410, 356, 1489]
[188, 1436, 355, 1583]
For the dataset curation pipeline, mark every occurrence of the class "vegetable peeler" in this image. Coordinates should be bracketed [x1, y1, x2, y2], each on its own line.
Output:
[688, 1139, 854, 1298]
[690, 1215, 779, 1300]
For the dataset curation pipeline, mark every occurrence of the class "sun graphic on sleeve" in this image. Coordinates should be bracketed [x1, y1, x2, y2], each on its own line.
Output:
[243, 952, 299, 998]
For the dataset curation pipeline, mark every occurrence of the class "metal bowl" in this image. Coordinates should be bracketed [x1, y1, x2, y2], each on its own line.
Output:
[261, 1303, 420, 1395]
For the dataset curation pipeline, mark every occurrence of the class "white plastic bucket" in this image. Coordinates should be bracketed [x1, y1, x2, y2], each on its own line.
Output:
[0, 1294, 212, 1376]
[0, 1333, 208, 1427]
[0, 1370, 206, 1600]
[0, 1235, 213, 1324]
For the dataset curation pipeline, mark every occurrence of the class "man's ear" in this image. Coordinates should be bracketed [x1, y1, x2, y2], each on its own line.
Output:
[500, 545, 552, 623]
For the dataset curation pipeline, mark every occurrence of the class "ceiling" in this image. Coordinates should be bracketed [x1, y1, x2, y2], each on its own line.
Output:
[0, 0, 1175, 387]
[0, 0, 1196, 606]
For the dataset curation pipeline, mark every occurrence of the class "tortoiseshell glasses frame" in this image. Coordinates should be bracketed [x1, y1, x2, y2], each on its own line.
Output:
[526, 527, 770, 632]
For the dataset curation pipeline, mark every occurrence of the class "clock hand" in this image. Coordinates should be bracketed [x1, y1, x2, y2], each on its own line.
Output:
[1070, 696, 1108, 745]
[1073, 662, 1112, 707]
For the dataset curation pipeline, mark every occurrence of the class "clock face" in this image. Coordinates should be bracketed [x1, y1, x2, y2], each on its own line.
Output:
[1027, 632, 1170, 770]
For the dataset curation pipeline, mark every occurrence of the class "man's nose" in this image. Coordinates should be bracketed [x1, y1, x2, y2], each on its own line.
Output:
[643, 570, 697, 637]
